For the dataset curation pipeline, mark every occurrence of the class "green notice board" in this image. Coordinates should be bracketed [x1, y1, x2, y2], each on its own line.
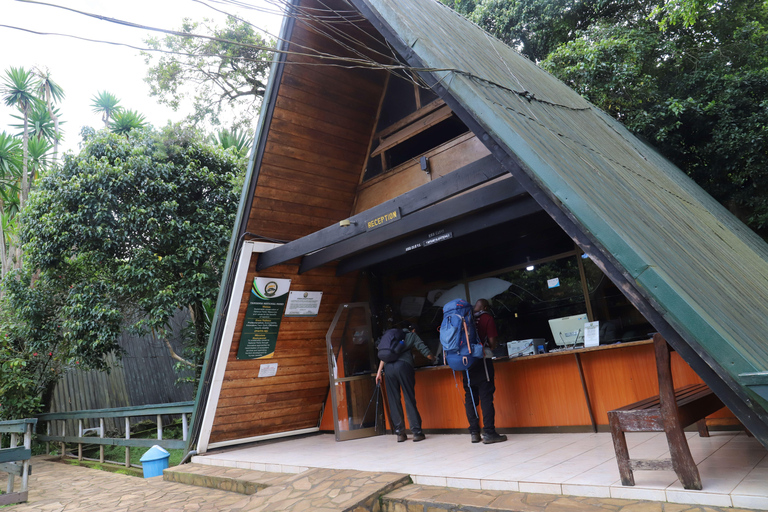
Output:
[236, 277, 291, 360]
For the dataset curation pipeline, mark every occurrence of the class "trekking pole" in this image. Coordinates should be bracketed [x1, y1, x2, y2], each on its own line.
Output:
[359, 382, 381, 430]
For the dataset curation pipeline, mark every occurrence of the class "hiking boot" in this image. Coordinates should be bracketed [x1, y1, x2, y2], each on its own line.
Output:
[412, 431, 426, 442]
[396, 432, 407, 442]
[470, 432, 482, 443]
[482, 432, 508, 444]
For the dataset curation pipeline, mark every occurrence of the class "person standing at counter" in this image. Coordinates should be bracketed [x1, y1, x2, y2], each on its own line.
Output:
[376, 325, 435, 442]
[464, 299, 508, 444]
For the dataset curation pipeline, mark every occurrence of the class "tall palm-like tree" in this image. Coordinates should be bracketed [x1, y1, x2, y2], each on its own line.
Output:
[34, 67, 64, 164]
[11, 102, 63, 143]
[26, 137, 52, 184]
[0, 132, 21, 276]
[109, 109, 147, 136]
[210, 128, 251, 159]
[90, 90, 122, 128]
[2, 67, 40, 210]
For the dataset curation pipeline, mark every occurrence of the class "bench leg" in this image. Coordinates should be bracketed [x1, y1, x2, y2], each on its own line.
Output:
[665, 423, 702, 490]
[696, 419, 710, 437]
[609, 417, 635, 486]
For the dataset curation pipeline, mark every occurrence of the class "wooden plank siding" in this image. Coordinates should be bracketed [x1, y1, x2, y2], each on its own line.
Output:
[206, 0, 390, 444]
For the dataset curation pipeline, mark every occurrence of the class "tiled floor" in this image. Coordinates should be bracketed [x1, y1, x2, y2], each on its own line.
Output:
[192, 431, 768, 509]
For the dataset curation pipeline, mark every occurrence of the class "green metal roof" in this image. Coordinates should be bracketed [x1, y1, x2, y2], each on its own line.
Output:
[355, 0, 768, 440]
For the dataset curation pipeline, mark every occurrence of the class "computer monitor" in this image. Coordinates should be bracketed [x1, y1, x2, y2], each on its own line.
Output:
[548, 314, 588, 346]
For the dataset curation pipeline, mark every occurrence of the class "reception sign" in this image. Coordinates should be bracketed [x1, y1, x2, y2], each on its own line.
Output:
[236, 277, 291, 360]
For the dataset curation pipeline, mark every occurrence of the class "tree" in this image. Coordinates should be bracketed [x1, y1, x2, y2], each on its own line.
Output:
[0, 132, 21, 277]
[209, 127, 251, 160]
[108, 109, 147, 135]
[17, 125, 243, 378]
[90, 90, 122, 128]
[2, 67, 39, 210]
[34, 67, 64, 164]
[440, 0, 646, 62]
[143, 16, 274, 129]
[541, 0, 768, 234]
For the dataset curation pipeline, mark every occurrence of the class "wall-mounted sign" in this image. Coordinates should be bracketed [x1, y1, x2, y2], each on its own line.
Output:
[285, 291, 323, 317]
[237, 277, 291, 360]
[366, 207, 401, 231]
[404, 229, 453, 254]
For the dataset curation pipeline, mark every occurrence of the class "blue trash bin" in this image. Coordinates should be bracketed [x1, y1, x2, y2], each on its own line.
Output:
[140, 445, 170, 478]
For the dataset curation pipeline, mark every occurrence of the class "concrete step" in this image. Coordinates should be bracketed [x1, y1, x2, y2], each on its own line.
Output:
[164, 462, 412, 511]
[381, 484, 723, 512]
[163, 463, 291, 495]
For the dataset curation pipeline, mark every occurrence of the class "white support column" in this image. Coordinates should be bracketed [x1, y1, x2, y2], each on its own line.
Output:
[157, 414, 162, 440]
[125, 417, 130, 468]
[21, 424, 31, 492]
[78, 419, 83, 461]
[182, 413, 188, 442]
[99, 418, 105, 463]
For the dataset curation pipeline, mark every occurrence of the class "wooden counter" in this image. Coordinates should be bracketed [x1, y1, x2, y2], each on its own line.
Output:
[320, 339, 735, 432]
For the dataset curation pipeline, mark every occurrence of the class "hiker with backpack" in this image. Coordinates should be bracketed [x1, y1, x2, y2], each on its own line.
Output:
[439, 298, 507, 444]
[375, 324, 435, 442]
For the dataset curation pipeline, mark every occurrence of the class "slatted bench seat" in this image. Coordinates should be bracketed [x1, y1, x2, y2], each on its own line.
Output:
[608, 333, 724, 490]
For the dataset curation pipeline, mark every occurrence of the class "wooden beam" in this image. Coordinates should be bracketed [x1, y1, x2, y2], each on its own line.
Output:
[370, 105, 453, 157]
[299, 177, 527, 273]
[336, 196, 541, 274]
[256, 154, 507, 271]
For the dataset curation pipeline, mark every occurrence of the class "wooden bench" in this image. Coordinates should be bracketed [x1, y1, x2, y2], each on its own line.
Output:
[607, 333, 724, 490]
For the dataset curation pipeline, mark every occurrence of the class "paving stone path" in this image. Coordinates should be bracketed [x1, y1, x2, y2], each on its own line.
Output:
[5, 456, 762, 512]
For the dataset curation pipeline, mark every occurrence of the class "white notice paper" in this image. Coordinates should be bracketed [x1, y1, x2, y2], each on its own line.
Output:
[547, 278, 560, 289]
[258, 363, 278, 378]
[584, 321, 600, 348]
[284, 291, 323, 317]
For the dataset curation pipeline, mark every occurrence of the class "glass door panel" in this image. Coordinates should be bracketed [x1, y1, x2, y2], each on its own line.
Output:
[325, 303, 384, 441]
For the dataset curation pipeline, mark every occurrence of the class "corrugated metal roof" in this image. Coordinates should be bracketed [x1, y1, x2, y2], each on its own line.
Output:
[357, 0, 768, 434]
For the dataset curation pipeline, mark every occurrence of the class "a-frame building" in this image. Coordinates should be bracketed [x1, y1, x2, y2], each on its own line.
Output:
[188, 0, 768, 454]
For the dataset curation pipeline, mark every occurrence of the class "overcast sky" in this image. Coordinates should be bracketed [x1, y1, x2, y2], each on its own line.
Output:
[0, 0, 284, 156]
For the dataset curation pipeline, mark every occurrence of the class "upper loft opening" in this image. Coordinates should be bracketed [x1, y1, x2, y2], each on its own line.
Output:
[362, 73, 470, 181]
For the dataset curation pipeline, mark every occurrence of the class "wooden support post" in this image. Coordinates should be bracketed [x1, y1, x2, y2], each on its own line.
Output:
[655, 334, 702, 490]
[21, 424, 31, 492]
[60, 420, 65, 459]
[78, 419, 83, 461]
[157, 414, 162, 440]
[46, 421, 50, 455]
[7, 433, 17, 494]
[125, 417, 130, 468]
[182, 413, 188, 442]
[99, 418, 105, 464]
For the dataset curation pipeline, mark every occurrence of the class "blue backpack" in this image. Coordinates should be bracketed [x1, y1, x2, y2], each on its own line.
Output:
[439, 299, 484, 371]
[377, 328, 407, 363]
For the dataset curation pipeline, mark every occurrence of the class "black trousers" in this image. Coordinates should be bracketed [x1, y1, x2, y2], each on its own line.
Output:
[462, 358, 496, 434]
[384, 360, 422, 433]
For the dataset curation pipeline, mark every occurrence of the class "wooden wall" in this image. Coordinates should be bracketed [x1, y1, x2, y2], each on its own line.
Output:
[207, 0, 387, 444]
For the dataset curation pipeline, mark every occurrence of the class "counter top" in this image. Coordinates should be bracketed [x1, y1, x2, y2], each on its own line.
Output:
[413, 338, 653, 372]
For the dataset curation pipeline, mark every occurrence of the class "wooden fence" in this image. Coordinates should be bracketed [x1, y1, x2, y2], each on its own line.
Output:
[37, 402, 193, 468]
[0, 418, 36, 505]
[49, 310, 195, 435]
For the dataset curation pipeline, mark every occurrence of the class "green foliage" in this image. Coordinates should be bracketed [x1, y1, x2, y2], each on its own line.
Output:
[108, 109, 147, 135]
[441, 0, 648, 62]
[542, 0, 768, 233]
[1, 67, 39, 113]
[0, 286, 67, 420]
[16, 125, 242, 378]
[143, 16, 274, 129]
[90, 91, 122, 127]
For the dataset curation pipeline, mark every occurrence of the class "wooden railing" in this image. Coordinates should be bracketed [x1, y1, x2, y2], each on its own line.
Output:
[0, 418, 36, 505]
[37, 402, 194, 468]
